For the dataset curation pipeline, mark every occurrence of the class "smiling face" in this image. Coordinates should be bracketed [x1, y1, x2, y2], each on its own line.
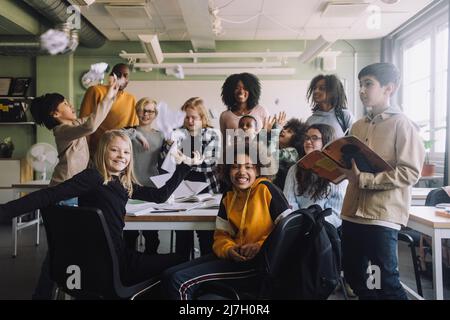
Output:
[234, 80, 249, 105]
[303, 128, 323, 155]
[137, 102, 157, 126]
[230, 154, 258, 191]
[52, 99, 76, 124]
[105, 136, 131, 176]
[312, 78, 328, 107]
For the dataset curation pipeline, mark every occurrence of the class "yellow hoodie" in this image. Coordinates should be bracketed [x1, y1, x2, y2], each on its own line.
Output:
[213, 177, 291, 259]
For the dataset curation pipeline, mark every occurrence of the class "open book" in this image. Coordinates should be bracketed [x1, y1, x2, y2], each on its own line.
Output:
[177, 193, 223, 209]
[298, 135, 394, 184]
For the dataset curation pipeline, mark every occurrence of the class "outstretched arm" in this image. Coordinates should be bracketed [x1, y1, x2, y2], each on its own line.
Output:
[0, 169, 99, 220]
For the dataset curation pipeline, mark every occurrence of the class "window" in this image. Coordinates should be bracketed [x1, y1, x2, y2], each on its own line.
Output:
[401, 19, 448, 157]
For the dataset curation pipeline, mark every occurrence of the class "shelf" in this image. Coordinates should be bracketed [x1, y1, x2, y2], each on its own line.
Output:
[0, 97, 33, 99]
[0, 122, 35, 125]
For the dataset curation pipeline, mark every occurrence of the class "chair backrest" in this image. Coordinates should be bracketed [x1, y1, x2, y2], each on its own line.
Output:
[41, 205, 121, 299]
[425, 188, 450, 206]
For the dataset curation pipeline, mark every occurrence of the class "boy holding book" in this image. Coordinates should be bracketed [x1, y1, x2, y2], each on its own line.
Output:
[339, 62, 424, 300]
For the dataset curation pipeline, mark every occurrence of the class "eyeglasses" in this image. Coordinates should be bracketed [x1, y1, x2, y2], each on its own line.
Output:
[304, 135, 322, 142]
[141, 109, 156, 115]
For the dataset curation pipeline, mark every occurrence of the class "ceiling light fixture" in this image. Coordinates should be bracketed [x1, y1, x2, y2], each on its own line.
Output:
[380, 0, 400, 4]
[299, 35, 335, 64]
[138, 34, 164, 64]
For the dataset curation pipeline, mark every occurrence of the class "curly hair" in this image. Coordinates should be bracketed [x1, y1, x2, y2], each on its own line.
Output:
[221, 73, 261, 111]
[295, 123, 336, 201]
[282, 118, 308, 156]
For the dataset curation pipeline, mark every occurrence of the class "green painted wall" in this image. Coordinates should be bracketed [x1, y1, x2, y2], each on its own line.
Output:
[73, 39, 380, 112]
[0, 38, 380, 162]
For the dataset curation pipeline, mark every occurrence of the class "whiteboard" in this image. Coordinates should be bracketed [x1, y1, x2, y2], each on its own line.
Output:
[127, 80, 312, 128]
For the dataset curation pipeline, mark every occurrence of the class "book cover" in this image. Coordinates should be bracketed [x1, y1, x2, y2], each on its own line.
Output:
[297, 150, 347, 184]
[322, 135, 393, 173]
[297, 135, 393, 184]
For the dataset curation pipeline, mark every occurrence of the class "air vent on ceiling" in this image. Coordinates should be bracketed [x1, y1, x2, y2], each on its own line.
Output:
[105, 4, 152, 20]
[322, 2, 371, 18]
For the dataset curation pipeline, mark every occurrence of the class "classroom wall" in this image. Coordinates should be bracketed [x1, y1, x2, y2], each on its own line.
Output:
[0, 38, 380, 164]
[72, 40, 381, 120]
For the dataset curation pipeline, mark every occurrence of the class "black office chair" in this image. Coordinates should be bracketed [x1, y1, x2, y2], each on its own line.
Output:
[41, 205, 160, 300]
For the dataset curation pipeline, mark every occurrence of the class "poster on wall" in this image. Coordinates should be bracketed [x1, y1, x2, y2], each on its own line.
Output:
[0, 78, 12, 96]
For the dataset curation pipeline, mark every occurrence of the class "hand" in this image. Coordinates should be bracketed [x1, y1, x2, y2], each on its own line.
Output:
[263, 115, 276, 132]
[171, 149, 186, 165]
[171, 150, 204, 166]
[228, 245, 247, 262]
[239, 243, 260, 260]
[338, 159, 361, 185]
[184, 150, 204, 166]
[106, 75, 119, 99]
[137, 135, 150, 150]
[275, 111, 287, 127]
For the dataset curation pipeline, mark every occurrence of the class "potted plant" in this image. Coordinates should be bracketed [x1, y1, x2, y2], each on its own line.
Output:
[0, 137, 14, 158]
[421, 138, 435, 177]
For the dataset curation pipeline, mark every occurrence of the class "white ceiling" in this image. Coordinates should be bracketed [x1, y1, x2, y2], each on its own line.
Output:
[76, 0, 434, 45]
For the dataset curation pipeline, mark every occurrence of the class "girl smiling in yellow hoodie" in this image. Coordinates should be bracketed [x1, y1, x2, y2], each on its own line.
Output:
[162, 142, 292, 300]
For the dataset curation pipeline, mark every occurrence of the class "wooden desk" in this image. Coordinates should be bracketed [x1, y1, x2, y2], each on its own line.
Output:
[11, 181, 49, 257]
[124, 209, 217, 231]
[411, 187, 433, 206]
[408, 206, 450, 300]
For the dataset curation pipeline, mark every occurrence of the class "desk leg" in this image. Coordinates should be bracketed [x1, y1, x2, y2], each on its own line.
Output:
[36, 209, 40, 246]
[432, 231, 444, 300]
[12, 217, 17, 258]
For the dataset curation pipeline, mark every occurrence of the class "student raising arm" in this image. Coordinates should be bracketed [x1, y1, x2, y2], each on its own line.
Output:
[30, 75, 119, 187]
[0, 130, 203, 286]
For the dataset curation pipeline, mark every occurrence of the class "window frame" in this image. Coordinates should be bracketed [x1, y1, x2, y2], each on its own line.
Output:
[396, 13, 448, 163]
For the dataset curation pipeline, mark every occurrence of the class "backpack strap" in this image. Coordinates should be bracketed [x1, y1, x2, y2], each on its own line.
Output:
[335, 109, 348, 135]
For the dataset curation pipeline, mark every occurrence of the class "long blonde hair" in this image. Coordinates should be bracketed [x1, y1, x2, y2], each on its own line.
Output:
[94, 130, 140, 197]
[181, 97, 213, 128]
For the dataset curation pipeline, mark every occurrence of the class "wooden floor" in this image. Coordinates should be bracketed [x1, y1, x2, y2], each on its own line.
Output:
[0, 222, 448, 300]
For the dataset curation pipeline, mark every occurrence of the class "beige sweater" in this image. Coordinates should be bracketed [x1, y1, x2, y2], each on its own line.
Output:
[341, 107, 425, 226]
[49, 95, 114, 186]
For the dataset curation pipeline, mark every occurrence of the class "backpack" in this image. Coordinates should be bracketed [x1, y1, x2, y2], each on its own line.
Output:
[275, 205, 342, 299]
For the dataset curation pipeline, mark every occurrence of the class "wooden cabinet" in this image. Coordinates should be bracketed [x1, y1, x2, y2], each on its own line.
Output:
[0, 159, 32, 222]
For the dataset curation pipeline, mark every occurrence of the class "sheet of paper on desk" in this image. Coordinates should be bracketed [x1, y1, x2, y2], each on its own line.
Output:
[125, 202, 156, 216]
[151, 202, 204, 211]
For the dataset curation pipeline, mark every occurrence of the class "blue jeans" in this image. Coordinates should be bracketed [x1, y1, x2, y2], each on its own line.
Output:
[342, 220, 407, 300]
